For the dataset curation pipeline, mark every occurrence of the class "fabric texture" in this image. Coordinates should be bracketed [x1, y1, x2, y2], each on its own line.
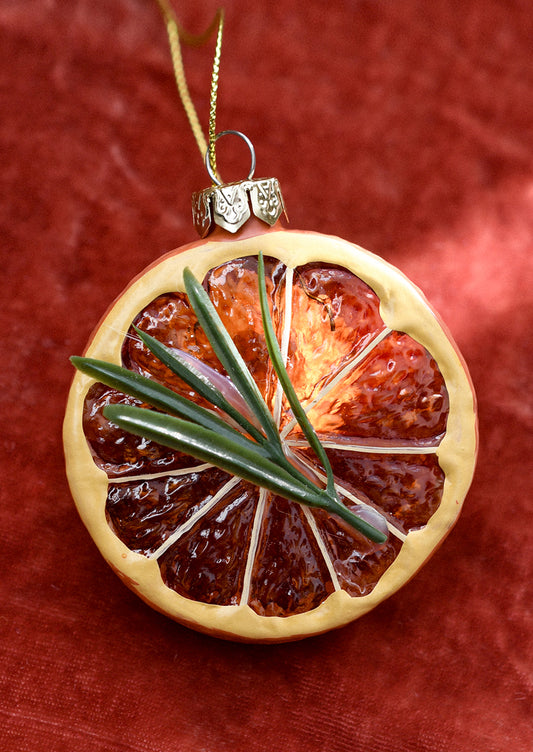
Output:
[1, 1, 532, 750]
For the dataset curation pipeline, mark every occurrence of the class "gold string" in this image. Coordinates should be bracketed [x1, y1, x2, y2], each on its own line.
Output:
[208, 14, 224, 176]
[156, 1, 225, 178]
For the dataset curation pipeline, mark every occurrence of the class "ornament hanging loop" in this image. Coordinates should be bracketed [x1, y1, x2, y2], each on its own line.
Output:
[193, 130, 285, 237]
[206, 130, 257, 186]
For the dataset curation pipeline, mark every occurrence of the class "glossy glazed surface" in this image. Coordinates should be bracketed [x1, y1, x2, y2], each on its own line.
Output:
[82, 256, 448, 616]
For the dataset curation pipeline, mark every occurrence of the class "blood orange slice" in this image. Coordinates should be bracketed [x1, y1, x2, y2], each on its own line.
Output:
[63, 228, 477, 642]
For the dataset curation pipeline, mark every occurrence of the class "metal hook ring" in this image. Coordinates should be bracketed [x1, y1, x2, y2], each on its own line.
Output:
[205, 130, 256, 186]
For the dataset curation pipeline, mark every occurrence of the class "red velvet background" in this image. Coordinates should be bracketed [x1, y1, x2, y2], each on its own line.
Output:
[1, 1, 532, 750]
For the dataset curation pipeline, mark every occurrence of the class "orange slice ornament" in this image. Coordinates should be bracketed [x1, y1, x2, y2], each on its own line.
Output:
[64, 133, 478, 642]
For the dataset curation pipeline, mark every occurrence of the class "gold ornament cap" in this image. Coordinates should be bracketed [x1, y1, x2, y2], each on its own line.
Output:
[192, 131, 285, 237]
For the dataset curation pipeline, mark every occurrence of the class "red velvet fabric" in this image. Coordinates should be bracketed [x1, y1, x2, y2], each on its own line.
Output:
[1, 1, 532, 750]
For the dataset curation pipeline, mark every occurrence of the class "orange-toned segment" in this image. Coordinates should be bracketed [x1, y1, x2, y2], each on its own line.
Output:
[64, 230, 477, 641]
[286, 263, 387, 406]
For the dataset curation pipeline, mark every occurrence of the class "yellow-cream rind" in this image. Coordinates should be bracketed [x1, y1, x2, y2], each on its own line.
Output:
[63, 230, 478, 641]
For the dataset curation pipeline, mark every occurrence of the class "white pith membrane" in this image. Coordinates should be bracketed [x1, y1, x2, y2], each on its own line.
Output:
[64, 231, 478, 641]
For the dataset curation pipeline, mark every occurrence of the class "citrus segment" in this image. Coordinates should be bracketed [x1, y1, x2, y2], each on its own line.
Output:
[106, 467, 232, 555]
[248, 495, 336, 617]
[158, 481, 258, 606]
[310, 506, 403, 597]
[122, 291, 218, 400]
[204, 256, 285, 398]
[286, 263, 387, 406]
[322, 450, 445, 534]
[83, 383, 201, 478]
[291, 331, 448, 444]
[64, 230, 477, 641]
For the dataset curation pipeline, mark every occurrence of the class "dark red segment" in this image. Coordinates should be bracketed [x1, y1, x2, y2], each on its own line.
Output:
[248, 495, 335, 617]
[122, 291, 221, 404]
[106, 467, 232, 555]
[296, 445, 445, 534]
[120, 257, 286, 408]
[311, 507, 403, 597]
[83, 383, 201, 478]
[305, 331, 449, 442]
[159, 482, 259, 606]
[325, 450, 445, 534]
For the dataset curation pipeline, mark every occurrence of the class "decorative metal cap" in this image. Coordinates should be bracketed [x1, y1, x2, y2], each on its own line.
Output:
[192, 131, 285, 237]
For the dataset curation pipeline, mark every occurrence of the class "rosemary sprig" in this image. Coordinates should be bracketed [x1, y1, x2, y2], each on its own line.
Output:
[183, 267, 282, 449]
[72, 261, 388, 544]
[102, 403, 337, 509]
[70, 356, 271, 458]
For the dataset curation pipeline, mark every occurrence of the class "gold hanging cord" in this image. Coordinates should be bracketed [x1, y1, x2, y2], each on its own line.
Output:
[156, 1, 224, 177]
[156, 2, 285, 235]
